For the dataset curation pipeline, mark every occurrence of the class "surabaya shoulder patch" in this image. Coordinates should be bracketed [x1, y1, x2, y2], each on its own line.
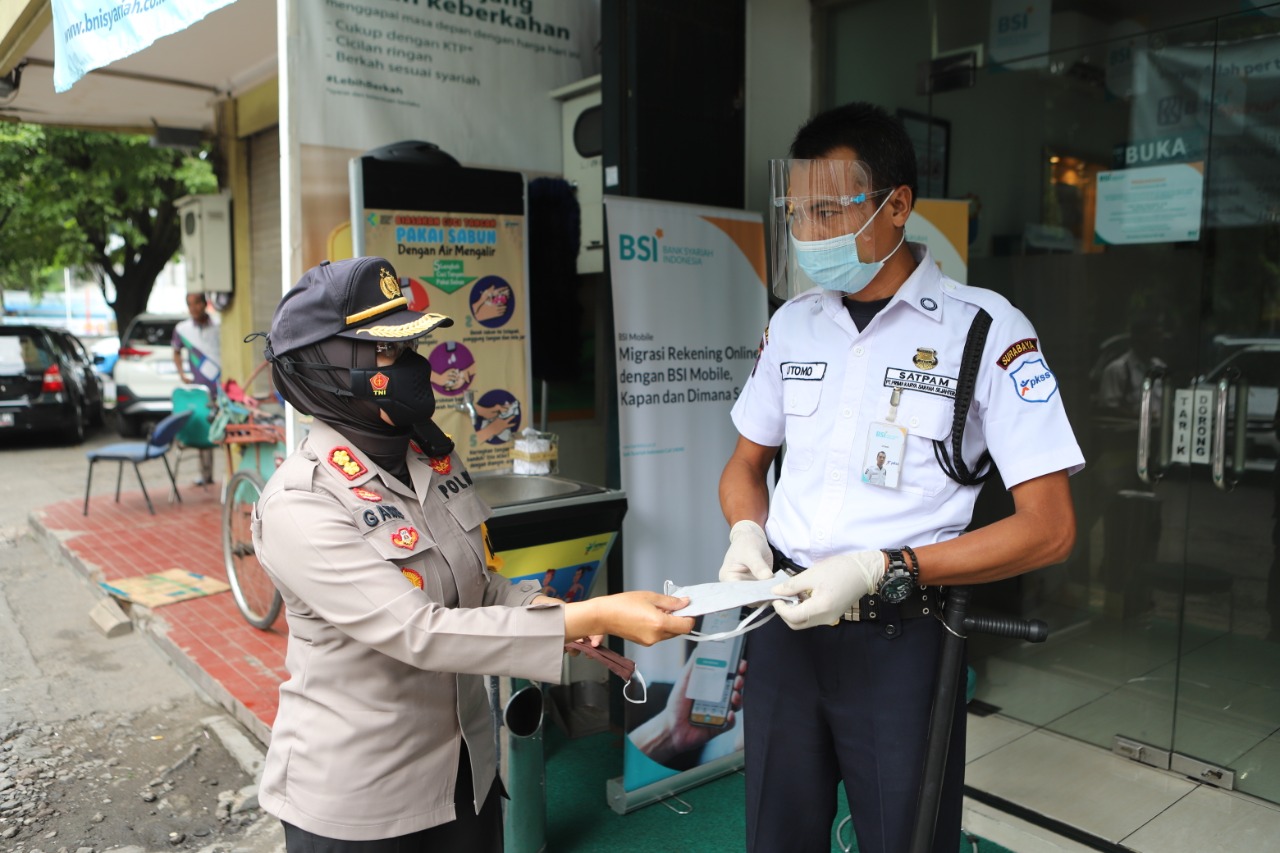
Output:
[996, 338, 1039, 370]
[780, 362, 827, 381]
[1010, 358, 1058, 402]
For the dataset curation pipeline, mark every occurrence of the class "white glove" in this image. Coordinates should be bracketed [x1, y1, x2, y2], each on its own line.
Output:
[770, 550, 886, 630]
[718, 520, 774, 582]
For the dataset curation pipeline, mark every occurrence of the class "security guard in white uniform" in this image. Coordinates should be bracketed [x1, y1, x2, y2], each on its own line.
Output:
[252, 256, 693, 852]
[719, 103, 1085, 853]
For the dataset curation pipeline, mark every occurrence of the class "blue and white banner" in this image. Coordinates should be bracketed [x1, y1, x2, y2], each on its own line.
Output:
[605, 196, 769, 798]
[51, 0, 237, 92]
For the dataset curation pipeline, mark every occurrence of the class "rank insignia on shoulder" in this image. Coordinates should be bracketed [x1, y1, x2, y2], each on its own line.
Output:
[401, 568, 424, 589]
[392, 526, 419, 550]
[913, 347, 938, 370]
[352, 487, 382, 502]
[428, 455, 452, 475]
[328, 447, 367, 480]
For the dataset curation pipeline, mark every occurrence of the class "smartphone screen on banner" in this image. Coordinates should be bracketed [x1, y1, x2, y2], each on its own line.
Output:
[686, 608, 746, 729]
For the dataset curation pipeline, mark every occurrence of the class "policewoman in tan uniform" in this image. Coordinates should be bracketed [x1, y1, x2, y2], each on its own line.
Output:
[251, 256, 692, 852]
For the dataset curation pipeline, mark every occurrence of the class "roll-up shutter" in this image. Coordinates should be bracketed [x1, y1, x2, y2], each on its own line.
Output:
[248, 127, 281, 348]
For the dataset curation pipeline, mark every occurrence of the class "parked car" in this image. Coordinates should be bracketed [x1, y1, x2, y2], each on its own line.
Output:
[113, 313, 185, 437]
[0, 325, 106, 443]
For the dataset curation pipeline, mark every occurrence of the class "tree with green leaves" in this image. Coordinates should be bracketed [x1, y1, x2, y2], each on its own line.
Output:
[0, 122, 218, 333]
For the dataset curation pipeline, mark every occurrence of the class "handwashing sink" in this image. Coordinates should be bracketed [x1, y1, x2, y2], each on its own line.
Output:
[472, 473, 607, 509]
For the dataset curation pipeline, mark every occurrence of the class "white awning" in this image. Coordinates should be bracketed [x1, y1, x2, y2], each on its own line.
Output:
[0, 0, 275, 133]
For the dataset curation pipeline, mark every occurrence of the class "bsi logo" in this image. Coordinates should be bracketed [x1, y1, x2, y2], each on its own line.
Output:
[618, 228, 663, 262]
[997, 12, 1029, 33]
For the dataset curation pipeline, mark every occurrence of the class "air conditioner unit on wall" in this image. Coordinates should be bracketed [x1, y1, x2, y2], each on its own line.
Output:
[552, 76, 603, 275]
[176, 193, 233, 293]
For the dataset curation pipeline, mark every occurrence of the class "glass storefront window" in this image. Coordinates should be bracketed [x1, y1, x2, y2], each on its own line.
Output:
[824, 0, 1280, 807]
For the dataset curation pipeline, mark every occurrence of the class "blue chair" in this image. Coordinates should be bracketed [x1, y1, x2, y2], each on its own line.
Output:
[83, 410, 193, 516]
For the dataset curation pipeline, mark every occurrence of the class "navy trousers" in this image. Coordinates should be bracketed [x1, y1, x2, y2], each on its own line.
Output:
[744, 608, 966, 853]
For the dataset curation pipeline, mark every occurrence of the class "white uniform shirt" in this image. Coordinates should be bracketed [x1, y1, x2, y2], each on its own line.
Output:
[731, 243, 1085, 567]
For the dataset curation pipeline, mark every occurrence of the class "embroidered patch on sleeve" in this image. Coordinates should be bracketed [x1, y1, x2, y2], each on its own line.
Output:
[1010, 359, 1058, 402]
[401, 568, 424, 589]
[352, 487, 382, 502]
[996, 338, 1039, 370]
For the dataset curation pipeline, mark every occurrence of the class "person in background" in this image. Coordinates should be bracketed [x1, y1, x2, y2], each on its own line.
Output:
[717, 102, 1084, 853]
[172, 292, 221, 485]
[252, 256, 693, 852]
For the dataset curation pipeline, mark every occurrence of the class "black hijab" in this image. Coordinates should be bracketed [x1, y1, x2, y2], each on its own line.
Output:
[271, 336, 412, 486]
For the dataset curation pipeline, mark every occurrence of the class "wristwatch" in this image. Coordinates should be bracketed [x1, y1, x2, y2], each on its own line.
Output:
[876, 548, 914, 604]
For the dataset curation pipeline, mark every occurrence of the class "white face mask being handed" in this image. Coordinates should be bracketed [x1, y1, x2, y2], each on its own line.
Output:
[662, 577, 796, 643]
[790, 190, 905, 295]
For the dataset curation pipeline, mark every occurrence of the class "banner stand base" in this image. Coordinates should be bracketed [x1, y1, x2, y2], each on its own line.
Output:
[605, 752, 744, 815]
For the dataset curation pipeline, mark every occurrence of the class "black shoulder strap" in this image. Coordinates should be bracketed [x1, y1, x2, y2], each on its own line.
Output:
[933, 308, 993, 486]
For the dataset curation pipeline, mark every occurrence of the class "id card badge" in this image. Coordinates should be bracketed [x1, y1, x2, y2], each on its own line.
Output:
[862, 421, 906, 488]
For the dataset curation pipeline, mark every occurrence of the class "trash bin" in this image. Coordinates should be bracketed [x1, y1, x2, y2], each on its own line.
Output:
[502, 678, 546, 853]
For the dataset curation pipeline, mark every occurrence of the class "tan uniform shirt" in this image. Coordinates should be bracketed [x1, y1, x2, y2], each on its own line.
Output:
[251, 420, 565, 841]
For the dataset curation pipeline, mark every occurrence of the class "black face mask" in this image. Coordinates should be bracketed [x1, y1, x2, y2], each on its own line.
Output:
[350, 349, 437, 427]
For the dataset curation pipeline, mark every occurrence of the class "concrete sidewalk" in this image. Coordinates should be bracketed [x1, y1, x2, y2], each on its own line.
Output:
[33, 486, 285, 746]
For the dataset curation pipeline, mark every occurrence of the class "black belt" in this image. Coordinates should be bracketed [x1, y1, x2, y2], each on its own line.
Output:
[771, 546, 941, 623]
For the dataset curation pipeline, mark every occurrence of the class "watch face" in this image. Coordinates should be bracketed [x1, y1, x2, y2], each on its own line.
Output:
[880, 574, 913, 604]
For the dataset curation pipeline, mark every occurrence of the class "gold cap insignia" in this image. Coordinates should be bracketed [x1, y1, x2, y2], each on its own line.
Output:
[379, 267, 401, 300]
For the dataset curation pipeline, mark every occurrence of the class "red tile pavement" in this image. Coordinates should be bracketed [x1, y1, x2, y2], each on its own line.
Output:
[33, 487, 285, 745]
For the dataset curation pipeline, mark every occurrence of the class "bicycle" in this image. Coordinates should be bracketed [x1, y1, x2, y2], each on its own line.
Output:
[213, 364, 287, 630]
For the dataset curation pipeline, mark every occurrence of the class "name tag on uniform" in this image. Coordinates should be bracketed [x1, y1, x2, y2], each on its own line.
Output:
[781, 362, 826, 381]
[883, 367, 958, 399]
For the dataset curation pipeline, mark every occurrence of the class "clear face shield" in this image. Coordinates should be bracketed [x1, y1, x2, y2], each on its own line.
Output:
[768, 159, 903, 301]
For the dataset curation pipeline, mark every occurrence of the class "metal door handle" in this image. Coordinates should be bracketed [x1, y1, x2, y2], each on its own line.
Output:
[1137, 366, 1167, 485]
[1212, 369, 1246, 492]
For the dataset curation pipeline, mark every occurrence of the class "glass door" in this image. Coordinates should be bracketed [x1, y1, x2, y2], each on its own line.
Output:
[933, 13, 1217, 774]
[1163, 8, 1280, 802]
[823, 0, 1280, 807]
[955, 8, 1280, 804]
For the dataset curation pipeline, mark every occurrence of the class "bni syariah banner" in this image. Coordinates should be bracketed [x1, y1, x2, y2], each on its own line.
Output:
[604, 196, 768, 796]
[51, 0, 237, 92]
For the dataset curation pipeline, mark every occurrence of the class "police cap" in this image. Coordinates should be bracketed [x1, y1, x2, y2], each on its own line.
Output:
[269, 256, 452, 356]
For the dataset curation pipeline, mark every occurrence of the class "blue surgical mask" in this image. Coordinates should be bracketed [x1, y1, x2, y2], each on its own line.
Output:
[791, 191, 904, 294]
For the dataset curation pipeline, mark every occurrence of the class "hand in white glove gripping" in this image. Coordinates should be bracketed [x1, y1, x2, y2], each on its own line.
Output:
[770, 550, 886, 630]
[717, 520, 774, 583]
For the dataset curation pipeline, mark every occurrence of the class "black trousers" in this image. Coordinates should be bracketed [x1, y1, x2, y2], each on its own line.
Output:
[743, 609, 966, 853]
[282, 742, 503, 853]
